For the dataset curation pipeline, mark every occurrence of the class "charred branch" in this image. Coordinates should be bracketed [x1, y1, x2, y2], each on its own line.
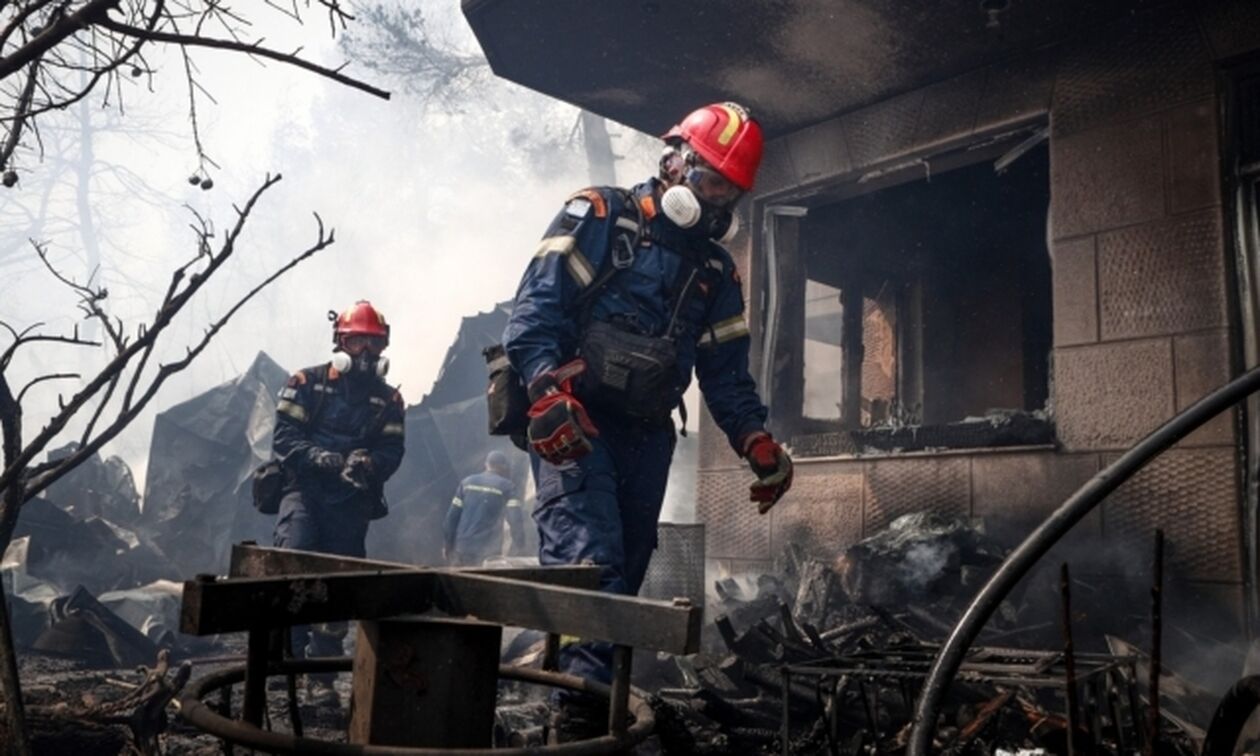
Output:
[96, 15, 390, 100]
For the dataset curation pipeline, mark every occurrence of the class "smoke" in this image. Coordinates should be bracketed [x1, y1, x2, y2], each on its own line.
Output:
[0, 2, 661, 490]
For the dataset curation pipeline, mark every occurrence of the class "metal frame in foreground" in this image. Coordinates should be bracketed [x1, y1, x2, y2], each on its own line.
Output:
[176, 544, 703, 754]
[179, 658, 656, 755]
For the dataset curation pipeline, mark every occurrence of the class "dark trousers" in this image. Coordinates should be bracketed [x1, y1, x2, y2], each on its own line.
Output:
[530, 416, 674, 695]
[273, 488, 370, 679]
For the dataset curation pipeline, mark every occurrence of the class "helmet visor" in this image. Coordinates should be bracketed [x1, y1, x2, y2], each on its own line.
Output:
[685, 163, 744, 208]
[339, 334, 388, 356]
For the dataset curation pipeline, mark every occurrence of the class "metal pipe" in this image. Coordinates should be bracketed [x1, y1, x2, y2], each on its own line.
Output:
[908, 365, 1260, 755]
[607, 645, 631, 737]
[780, 667, 791, 756]
[1060, 563, 1078, 756]
[178, 659, 656, 755]
[1145, 529, 1165, 755]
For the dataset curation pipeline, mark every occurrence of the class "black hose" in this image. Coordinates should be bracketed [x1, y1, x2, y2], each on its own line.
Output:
[907, 365, 1260, 756]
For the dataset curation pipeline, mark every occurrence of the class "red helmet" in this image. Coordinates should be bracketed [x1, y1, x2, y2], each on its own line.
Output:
[332, 300, 390, 345]
[665, 102, 764, 192]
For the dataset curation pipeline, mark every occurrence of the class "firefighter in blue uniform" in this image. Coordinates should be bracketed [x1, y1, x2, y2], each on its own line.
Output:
[443, 450, 526, 565]
[272, 300, 406, 707]
[503, 103, 794, 740]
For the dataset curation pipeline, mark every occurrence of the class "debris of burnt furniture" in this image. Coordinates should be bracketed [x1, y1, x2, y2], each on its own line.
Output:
[176, 543, 702, 753]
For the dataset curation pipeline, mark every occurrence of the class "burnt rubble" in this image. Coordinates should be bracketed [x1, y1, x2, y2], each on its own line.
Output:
[640, 513, 1203, 755]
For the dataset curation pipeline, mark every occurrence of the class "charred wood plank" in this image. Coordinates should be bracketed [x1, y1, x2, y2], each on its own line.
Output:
[180, 571, 437, 635]
[229, 544, 601, 589]
[432, 572, 701, 655]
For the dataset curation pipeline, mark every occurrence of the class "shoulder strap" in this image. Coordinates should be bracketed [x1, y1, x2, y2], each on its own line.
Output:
[567, 187, 643, 323]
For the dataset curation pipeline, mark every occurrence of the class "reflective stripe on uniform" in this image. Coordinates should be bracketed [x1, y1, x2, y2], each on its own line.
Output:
[506, 498, 522, 509]
[698, 314, 750, 347]
[451, 497, 464, 508]
[535, 235, 595, 287]
[381, 422, 404, 436]
[276, 399, 308, 422]
[464, 484, 505, 496]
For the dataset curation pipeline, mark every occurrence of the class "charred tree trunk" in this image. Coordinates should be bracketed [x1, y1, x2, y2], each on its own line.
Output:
[0, 375, 31, 756]
[580, 111, 616, 186]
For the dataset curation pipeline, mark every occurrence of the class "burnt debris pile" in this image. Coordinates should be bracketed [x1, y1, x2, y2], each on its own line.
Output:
[650, 513, 1203, 755]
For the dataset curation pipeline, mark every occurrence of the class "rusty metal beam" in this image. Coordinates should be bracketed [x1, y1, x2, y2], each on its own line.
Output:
[229, 544, 602, 590]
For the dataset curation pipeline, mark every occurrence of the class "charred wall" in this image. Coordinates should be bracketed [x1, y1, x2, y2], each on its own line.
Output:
[697, 0, 1260, 639]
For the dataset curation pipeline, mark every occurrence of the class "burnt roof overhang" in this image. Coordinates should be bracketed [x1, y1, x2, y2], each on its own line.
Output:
[462, 0, 1156, 138]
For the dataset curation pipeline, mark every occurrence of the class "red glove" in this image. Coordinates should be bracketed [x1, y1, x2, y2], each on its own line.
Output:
[742, 432, 793, 514]
[527, 360, 599, 465]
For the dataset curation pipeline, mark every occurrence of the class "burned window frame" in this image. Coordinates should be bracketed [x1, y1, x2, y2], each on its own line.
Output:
[755, 124, 1056, 458]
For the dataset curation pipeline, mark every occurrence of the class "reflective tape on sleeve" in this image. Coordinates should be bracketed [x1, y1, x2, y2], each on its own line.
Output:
[698, 315, 750, 347]
[534, 235, 595, 287]
[276, 399, 308, 422]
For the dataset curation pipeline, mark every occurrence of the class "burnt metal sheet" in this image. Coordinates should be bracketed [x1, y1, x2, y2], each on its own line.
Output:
[639, 523, 705, 609]
[462, 0, 1150, 139]
[697, 469, 769, 561]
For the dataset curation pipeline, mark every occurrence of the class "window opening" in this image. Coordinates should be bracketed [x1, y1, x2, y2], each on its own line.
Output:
[779, 141, 1053, 455]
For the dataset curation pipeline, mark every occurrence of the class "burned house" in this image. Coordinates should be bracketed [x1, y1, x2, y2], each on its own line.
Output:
[464, 0, 1260, 650]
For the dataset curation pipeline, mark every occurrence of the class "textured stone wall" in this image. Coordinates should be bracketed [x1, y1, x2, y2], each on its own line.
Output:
[697, 1, 1260, 629]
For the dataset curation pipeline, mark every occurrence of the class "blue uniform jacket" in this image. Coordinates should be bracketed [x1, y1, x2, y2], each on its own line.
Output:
[503, 179, 767, 450]
[272, 364, 406, 504]
[443, 471, 524, 559]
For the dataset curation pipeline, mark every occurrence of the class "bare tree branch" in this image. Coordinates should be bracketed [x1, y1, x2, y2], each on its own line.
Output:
[0, 0, 121, 80]
[27, 209, 334, 498]
[97, 15, 390, 100]
[0, 173, 284, 497]
[0, 57, 41, 172]
[17, 371, 78, 403]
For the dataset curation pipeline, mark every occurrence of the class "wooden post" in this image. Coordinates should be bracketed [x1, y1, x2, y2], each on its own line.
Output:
[242, 627, 268, 727]
[349, 617, 501, 748]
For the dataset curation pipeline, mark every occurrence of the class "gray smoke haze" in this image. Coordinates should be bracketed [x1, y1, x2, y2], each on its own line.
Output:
[0, 2, 681, 503]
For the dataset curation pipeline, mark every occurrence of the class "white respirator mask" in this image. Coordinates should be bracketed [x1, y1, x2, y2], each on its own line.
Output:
[331, 351, 389, 377]
[660, 185, 740, 244]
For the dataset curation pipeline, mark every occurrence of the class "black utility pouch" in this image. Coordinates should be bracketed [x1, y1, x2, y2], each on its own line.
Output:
[484, 343, 530, 437]
[578, 320, 681, 421]
[251, 460, 285, 515]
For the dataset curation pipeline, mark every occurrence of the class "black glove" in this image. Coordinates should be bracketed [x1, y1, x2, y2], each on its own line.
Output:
[310, 449, 345, 472]
[340, 449, 373, 491]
